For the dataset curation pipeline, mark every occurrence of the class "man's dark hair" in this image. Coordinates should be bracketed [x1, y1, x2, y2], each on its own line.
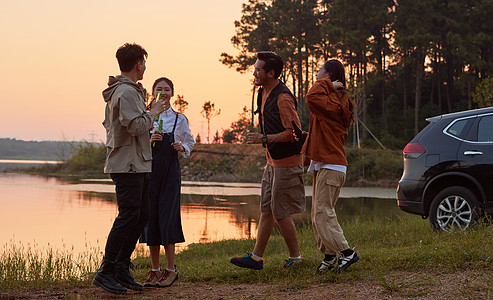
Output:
[116, 43, 148, 72]
[257, 51, 283, 79]
[152, 77, 174, 94]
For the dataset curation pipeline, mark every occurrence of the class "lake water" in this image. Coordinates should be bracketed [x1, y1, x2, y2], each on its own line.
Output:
[0, 171, 400, 256]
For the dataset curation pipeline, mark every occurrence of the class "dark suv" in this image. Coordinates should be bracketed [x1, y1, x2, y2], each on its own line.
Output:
[397, 107, 493, 231]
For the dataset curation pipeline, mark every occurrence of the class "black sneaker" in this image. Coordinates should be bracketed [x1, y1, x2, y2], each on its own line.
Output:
[230, 253, 264, 270]
[316, 256, 337, 274]
[332, 251, 359, 273]
[281, 255, 303, 270]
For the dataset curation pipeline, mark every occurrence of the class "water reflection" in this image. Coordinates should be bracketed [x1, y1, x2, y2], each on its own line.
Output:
[0, 174, 401, 256]
[0, 174, 116, 256]
[181, 194, 260, 244]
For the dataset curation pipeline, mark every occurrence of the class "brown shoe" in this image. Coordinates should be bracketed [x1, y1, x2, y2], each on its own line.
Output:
[156, 268, 178, 287]
[143, 269, 162, 287]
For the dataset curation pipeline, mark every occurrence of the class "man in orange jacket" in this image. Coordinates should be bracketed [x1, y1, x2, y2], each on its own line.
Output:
[230, 52, 306, 271]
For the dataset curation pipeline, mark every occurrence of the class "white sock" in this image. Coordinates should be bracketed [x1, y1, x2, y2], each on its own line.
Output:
[166, 268, 176, 272]
[251, 253, 263, 260]
[152, 268, 161, 272]
[289, 255, 302, 260]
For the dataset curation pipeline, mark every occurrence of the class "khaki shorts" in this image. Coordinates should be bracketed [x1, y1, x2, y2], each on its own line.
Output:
[261, 164, 306, 220]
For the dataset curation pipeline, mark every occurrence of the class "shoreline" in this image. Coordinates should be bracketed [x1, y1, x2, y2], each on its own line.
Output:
[1, 173, 396, 199]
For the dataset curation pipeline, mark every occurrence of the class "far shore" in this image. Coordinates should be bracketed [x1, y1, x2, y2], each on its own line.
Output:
[1, 143, 404, 189]
[1, 173, 397, 199]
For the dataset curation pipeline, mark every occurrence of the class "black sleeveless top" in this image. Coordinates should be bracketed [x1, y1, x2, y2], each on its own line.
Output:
[256, 81, 303, 160]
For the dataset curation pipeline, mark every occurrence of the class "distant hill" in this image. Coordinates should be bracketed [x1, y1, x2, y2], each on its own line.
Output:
[0, 138, 89, 160]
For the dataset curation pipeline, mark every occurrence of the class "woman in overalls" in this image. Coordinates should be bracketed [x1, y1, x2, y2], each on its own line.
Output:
[140, 77, 195, 288]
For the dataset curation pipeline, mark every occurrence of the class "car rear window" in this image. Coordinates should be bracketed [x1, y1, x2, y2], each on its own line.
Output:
[478, 115, 493, 142]
[446, 119, 470, 138]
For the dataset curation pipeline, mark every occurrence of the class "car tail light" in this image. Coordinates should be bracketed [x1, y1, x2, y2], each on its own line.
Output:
[403, 142, 426, 159]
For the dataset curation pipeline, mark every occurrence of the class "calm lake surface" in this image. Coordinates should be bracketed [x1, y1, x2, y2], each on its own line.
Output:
[0, 172, 400, 256]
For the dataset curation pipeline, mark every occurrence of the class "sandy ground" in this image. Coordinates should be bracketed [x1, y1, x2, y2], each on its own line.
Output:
[1, 270, 491, 299]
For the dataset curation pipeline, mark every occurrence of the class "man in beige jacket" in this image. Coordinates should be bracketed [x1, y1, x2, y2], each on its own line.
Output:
[93, 43, 165, 295]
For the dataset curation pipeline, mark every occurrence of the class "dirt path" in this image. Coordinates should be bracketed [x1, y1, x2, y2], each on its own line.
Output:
[2, 270, 490, 299]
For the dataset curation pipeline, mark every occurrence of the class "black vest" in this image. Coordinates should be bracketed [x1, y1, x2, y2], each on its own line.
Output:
[257, 81, 302, 160]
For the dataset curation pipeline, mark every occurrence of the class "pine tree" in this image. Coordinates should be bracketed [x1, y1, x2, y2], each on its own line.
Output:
[200, 101, 221, 144]
[173, 95, 189, 114]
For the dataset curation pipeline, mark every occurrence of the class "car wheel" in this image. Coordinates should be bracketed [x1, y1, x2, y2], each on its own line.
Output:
[429, 186, 481, 232]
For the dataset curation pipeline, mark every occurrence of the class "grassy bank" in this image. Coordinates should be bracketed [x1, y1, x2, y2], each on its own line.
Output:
[2, 215, 492, 295]
[137, 214, 492, 285]
[14, 143, 403, 185]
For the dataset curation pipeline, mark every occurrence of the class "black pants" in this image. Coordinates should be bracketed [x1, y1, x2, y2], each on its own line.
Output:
[104, 173, 150, 263]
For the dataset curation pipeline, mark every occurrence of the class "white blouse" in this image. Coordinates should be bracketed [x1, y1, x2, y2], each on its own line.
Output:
[150, 108, 195, 158]
[307, 160, 347, 175]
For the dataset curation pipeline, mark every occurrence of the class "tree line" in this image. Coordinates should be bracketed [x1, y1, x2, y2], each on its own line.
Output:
[0, 138, 84, 161]
[219, 0, 493, 149]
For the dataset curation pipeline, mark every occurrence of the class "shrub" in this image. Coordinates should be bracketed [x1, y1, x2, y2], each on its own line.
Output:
[65, 143, 106, 173]
[346, 147, 402, 184]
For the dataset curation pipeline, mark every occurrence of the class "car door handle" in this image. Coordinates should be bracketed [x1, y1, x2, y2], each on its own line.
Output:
[464, 151, 483, 156]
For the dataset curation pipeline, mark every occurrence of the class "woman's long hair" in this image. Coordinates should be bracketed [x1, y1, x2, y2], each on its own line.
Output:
[322, 59, 355, 125]
[322, 59, 346, 87]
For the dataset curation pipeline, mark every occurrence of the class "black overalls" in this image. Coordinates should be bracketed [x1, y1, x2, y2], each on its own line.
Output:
[141, 113, 185, 245]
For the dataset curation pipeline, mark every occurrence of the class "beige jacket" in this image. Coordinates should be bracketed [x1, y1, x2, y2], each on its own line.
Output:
[102, 75, 155, 173]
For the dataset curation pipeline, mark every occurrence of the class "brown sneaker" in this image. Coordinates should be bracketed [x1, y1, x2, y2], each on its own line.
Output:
[143, 269, 162, 287]
[156, 268, 178, 287]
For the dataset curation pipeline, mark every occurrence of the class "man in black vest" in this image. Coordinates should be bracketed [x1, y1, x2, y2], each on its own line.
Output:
[230, 52, 306, 270]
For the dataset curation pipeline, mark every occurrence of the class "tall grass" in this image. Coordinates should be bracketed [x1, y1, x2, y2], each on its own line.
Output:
[0, 242, 101, 290]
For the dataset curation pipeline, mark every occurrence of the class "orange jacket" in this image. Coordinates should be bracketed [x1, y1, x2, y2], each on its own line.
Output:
[301, 78, 352, 165]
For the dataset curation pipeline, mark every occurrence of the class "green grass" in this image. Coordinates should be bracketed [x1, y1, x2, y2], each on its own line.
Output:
[131, 215, 492, 287]
[2, 215, 492, 292]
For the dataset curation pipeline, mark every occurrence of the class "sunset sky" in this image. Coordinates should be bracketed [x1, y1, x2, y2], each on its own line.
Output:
[0, 0, 253, 142]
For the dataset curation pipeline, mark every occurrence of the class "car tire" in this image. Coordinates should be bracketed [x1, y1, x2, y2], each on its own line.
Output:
[429, 186, 481, 232]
